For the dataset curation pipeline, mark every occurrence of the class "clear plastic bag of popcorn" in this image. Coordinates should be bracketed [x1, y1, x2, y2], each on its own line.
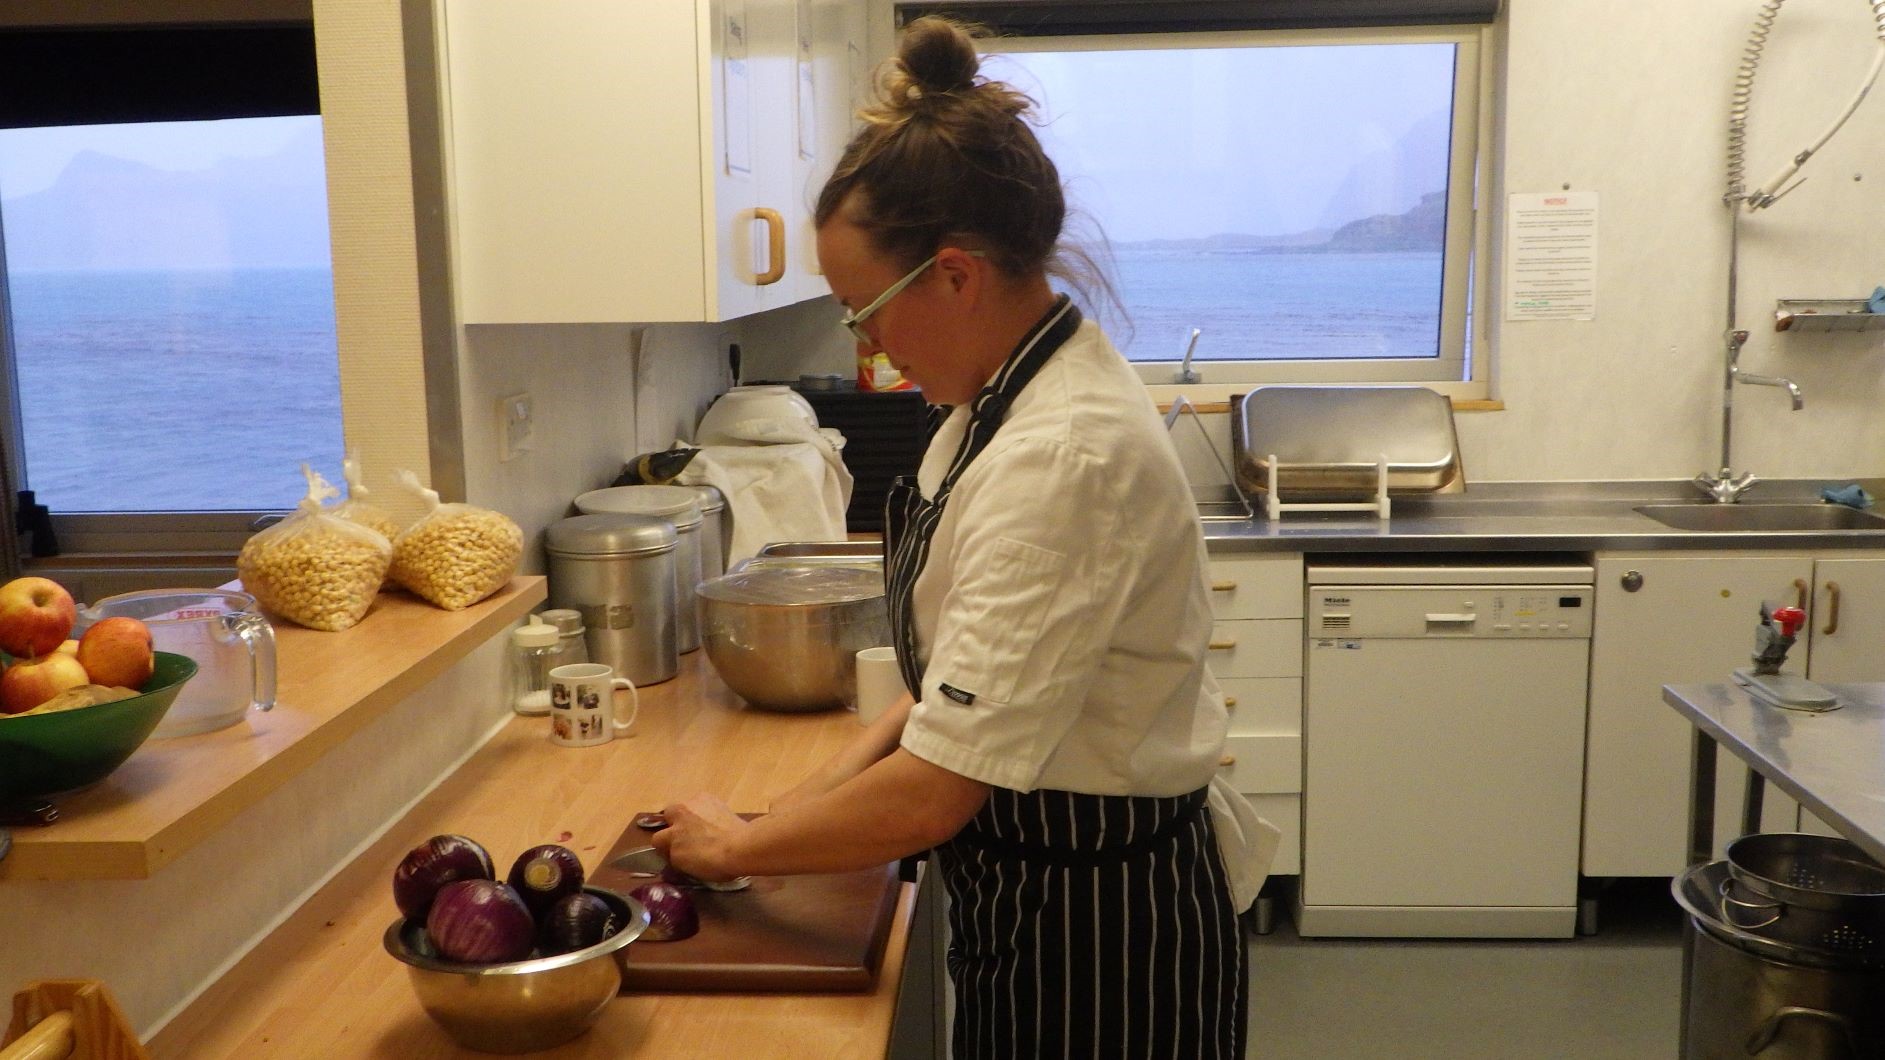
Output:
[388, 470, 523, 611]
[238, 465, 392, 632]
[332, 449, 402, 587]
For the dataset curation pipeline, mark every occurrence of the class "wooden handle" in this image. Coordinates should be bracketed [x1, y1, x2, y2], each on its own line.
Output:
[1210, 581, 1237, 592]
[753, 207, 785, 285]
[1823, 581, 1841, 636]
[1794, 578, 1808, 612]
[1, 1011, 73, 1060]
[1208, 639, 1236, 651]
[1218, 754, 1237, 768]
[1223, 695, 1238, 709]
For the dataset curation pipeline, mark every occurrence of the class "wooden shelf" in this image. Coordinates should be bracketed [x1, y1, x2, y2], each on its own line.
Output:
[0, 577, 545, 881]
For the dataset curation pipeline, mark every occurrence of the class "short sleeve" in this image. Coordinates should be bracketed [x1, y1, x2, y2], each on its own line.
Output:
[898, 437, 1135, 791]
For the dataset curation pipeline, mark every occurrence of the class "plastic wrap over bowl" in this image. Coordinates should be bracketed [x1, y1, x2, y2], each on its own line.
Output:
[698, 566, 890, 712]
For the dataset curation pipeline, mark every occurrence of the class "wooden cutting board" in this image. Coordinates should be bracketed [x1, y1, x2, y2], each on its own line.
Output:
[590, 816, 902, 993]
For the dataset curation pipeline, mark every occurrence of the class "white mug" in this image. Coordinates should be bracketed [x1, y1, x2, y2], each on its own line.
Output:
[548, 662, 639, 747]
[854, 646, 905, 726]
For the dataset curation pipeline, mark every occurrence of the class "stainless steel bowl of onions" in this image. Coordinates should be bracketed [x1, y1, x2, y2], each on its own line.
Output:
[383, 835, 649, 1054]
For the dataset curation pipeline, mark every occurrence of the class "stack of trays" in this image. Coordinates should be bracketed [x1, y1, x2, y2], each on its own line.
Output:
[1232, 385, 1464, 499]
[790, 384, 928, 532]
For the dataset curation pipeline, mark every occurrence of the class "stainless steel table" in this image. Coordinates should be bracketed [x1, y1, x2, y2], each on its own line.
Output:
[1662, 681, 1885, 866]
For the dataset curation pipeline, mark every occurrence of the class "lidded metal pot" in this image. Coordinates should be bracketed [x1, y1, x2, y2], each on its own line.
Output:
[688, 484, 730, 581]
[544, 513, 678, 686]
[574, 485, 705, 654]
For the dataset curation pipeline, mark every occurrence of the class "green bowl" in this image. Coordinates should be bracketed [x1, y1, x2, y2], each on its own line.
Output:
[0, 651, 198, 800]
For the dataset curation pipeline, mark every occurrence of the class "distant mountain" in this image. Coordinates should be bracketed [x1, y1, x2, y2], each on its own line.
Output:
[1, 124, 332, 271]
[1117, 190, 1445, 255]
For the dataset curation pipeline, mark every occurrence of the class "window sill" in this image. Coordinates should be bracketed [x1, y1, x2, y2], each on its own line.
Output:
[0, 576, 546, 880]
[1158, 398, 1504, 415]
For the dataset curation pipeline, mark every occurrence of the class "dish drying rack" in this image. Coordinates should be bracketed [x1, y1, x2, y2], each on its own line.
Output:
[1259, 456, 1392, 521]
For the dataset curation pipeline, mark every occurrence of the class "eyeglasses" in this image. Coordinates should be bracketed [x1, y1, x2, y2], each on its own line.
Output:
[838, 250, 984, 343]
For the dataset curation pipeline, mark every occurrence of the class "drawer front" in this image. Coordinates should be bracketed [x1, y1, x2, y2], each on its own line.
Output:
[1214, 733, 1301, 794]
[1220, 677, 1300, 737]
[1207, 554, 1303, 620]
[1208, 619, 1301, 678]
[1246, 793, 1301, 876]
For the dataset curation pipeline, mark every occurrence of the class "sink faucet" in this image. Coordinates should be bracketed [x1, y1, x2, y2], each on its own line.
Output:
[1695, 467, 1760, 503]
[1698, 317, 1805, 503]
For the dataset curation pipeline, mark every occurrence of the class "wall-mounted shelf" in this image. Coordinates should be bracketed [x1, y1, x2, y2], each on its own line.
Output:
[1775, 299, 1885, 333]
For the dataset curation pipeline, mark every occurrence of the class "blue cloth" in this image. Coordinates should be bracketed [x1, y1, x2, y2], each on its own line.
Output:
[1869, 286, 1885, 314]
[1821, 484, 1874, 509]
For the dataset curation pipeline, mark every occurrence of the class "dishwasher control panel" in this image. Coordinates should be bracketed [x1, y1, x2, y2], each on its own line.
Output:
[1309, 585, 1594, 639]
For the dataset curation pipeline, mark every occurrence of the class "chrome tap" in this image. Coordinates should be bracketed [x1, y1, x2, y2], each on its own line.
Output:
[1695, 467, 1760, 503]
[1731, 364, 1805, 410]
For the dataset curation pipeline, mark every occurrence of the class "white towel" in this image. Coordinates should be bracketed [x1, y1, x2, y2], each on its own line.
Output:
[675, 419, 853, 564]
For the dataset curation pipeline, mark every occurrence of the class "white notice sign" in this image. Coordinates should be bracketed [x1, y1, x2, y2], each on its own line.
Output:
[1505, 192, 1598, 321]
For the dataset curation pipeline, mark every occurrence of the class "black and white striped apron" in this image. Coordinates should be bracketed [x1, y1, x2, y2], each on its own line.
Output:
[883, 297, 1249, 1058]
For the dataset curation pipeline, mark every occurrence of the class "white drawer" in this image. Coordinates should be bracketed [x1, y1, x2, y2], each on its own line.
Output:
[1246, 793, 1301, 875]
[1220, 677, 1300, 737]
[1207, 619, 1301, 678]
[1207, 553, 1303, 620]
[1214, 733, 1301, 795]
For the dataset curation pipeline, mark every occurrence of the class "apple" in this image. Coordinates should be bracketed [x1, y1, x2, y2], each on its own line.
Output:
[0, 576, 77, 659]
[57, 639, 78, 656]
[77, 617, 155, 690]
[0, 652, 91, 714]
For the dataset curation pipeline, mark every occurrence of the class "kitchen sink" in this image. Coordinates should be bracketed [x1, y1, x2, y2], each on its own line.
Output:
[1633, 503, 1885, 532]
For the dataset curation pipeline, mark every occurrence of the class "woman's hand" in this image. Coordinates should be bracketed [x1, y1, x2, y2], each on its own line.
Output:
[650, 794, 748, 882]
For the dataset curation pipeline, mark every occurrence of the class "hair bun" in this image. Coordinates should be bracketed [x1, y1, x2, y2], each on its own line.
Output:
[896, 16, 981, 96]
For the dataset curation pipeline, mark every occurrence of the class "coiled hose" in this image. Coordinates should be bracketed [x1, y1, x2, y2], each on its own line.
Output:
[1726, 0, 1885, 208]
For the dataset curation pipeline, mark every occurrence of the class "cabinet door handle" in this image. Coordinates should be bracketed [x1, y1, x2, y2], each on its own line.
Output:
[1208, 639, 1237, 651]
[1210, 581, 1238, 592]
[1219, 754, 1237, 768]
[1794, 578, 1809, 612]
[1223, 695, 1238, 709]
[753, 207, 785, 285]
[1823, 581, 1841, 636]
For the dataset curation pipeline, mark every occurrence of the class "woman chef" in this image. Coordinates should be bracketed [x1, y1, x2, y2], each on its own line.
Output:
[654, 16, 1271, 1057]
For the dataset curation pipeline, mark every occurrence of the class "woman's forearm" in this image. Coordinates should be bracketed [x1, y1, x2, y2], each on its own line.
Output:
[736, 748, 989, 875]
[771, 693, 916, 811]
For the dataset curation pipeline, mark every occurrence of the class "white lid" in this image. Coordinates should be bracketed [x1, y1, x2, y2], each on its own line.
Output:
[574, 485, 703, 528]
[512, 616, 560, 648]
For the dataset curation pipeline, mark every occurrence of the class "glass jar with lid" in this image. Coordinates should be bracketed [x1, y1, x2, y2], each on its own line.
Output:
[509, 615, 562, 716]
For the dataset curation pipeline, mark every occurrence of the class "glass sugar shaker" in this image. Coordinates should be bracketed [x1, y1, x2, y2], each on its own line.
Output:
[510, 615, 562, 716]
[541, 607, 590, 668]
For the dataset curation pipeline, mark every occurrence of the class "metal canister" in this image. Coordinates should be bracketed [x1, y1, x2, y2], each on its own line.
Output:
[544, 514, 678, 685]
[688, 484, 730, 581]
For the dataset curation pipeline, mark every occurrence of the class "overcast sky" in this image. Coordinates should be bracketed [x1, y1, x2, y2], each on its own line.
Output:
[985, 42, 1456, 242]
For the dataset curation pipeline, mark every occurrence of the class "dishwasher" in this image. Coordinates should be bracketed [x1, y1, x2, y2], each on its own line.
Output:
[1297, 558, 1593, 939]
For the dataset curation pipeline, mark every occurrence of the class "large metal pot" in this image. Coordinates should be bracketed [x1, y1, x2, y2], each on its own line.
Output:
[697, 566, 890, 713]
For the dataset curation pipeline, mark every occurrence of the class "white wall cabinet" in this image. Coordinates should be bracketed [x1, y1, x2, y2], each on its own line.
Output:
[1796, 555, 1885, 836]
[1584, 552, 1841, 877]
[441, 0, 863, 324]
[1207, 552, 1304, 875]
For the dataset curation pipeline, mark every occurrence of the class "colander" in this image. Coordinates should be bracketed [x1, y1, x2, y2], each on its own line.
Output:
[1718, 832, 1885, 957]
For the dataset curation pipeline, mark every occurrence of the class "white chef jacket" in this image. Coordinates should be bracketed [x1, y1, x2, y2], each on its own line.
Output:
[897, 317, 1276, 907]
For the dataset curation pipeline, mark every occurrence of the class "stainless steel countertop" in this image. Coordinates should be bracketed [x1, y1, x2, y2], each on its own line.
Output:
[1662, 680, 1885, 865]
[1201, 479, 1885, 553]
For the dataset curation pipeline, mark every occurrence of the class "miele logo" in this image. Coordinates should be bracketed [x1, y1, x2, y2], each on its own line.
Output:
[1321, 595, 1351, 606]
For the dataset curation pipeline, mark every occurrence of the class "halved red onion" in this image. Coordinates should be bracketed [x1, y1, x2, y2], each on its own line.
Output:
[628, 882, 699, 942]
[392, 834, 495, 919]
[425, 879, 536, 964]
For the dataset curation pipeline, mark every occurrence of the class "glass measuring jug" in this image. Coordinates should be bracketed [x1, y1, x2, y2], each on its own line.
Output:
[77, 588, 277, 738]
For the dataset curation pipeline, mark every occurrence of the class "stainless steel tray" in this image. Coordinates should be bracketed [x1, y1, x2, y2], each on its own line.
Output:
[1233, 386, 1463, 497]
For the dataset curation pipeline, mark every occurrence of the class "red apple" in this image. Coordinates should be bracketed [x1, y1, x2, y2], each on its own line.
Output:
[77, 617, 155, 690]
[0, 652, 91, 714]
[0, 576, 77, 659]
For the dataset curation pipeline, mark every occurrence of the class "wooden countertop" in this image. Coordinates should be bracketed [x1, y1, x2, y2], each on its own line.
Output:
[147, 651, 914, 1059]
[1, 578, 546, 881]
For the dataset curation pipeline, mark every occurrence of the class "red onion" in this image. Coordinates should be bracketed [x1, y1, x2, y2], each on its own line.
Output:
[425, 879, 536, 964]
[506, 844, 585, 920]
[539, 891, 619, 955]
[628, 882, 698, 942]
[392, 834, 495, 919]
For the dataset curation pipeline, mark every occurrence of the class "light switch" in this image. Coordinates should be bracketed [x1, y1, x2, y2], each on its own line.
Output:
[498, 392, 533, 462]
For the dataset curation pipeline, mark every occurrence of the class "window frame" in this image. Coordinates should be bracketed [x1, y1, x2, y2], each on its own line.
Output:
[976, 24, 1493, 404]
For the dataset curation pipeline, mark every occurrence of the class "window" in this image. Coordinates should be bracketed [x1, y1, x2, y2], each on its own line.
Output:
[977, 25, 1489, 400]
[0, 22, 334, 556]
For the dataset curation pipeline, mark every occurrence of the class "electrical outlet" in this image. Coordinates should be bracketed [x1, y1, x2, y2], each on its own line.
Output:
[498, 392, 533, 462]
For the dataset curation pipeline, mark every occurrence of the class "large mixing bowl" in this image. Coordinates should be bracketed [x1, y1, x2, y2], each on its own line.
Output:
[0, 651, 199, 800]
[698, 566, 890, 712]
[384, 886, 648, 1054]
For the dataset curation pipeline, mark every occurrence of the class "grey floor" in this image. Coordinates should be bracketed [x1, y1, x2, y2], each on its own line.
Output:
[1248, 878, 1685, 1059]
